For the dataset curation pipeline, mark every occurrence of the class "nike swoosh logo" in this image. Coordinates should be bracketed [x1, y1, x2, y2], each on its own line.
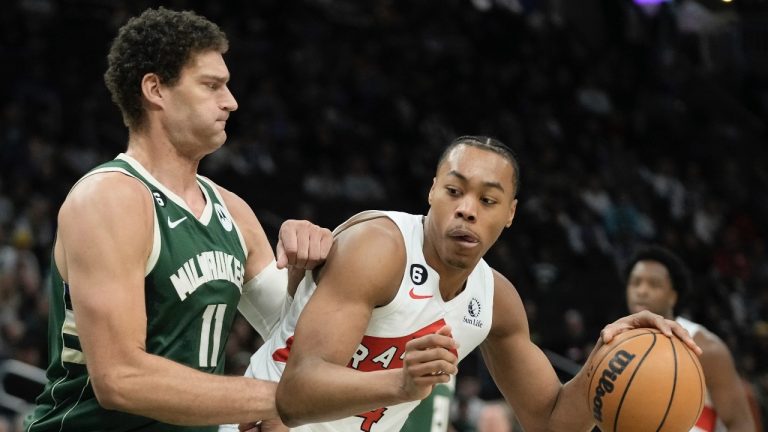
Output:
[167, 216, 188, 229]
[408, 287, 433, 300]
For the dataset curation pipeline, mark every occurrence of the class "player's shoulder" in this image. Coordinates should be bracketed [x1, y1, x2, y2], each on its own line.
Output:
[315, 215, 405, 304]
[58, 171, 154, 249]
[62, 171, 151, 219]
[328, 216, 406, 282]
[200, 176, 247, 210]
[490, 269, 521, 301]
[200, 176, 257, 223]
[692, 325, 733, 363]
[487, 268, 527, 336]
[336, 216, 404, 254]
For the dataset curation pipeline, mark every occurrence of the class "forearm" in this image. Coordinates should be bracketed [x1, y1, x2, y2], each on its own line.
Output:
[544, 371, 595, 432]
[239, 260, 290, 338]
[276, 360, 407, 426]
[94, 353, 278, 425]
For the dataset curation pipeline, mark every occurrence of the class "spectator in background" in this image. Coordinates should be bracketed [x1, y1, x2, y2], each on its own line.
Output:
[340, 154, 387, 203]
[550, 309, 593, 365]
[0, 416, 11, 432]
[451, 376, 486, 431]
[476, 400, 522, 432]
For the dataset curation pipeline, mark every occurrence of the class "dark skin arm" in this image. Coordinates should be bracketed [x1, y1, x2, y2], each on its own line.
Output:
[275, 218, 459, 427]
[481, 271, 701, 432]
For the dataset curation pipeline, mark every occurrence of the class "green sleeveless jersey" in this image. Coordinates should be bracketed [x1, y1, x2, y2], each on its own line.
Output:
[400, 381, 455, 432]
[25, 154, 248, 432]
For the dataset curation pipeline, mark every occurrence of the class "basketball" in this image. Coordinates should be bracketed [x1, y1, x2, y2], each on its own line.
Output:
[587, 328, 705, 432]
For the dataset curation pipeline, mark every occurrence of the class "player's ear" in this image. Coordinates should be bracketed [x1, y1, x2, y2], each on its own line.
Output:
[141, 73, 164, 109]
[506, 198, 517, 228]
[428, 178, 436, 205]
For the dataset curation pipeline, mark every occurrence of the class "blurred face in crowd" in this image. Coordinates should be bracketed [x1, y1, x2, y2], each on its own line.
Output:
[425, 144, 517, 270]
[477, 403, 513, 432]
[626, 260, 677, 319]
[158, 50, 238, 158]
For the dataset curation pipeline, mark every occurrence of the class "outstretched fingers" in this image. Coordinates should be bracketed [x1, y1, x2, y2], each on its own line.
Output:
[600, 310, 702, 355]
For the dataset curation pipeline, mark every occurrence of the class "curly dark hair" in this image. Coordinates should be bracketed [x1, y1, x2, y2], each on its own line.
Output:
[104, 7, 228, 129]
[437, 135, 521, 197]
[624, 245, 692, 314]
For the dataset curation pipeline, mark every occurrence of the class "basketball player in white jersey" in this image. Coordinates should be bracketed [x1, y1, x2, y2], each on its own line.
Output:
[226, 136, 701, 432]
[625, 246, 756, 432]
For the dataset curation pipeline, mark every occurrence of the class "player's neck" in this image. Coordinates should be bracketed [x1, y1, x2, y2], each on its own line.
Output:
[126, 131, 206, 214]
[422, 246, 473, 301]
[437, 272, 471, 301]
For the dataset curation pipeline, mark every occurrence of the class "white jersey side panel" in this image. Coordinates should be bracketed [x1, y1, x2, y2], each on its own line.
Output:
[226, 211, 495, 432]
[676, 317, 726, 432]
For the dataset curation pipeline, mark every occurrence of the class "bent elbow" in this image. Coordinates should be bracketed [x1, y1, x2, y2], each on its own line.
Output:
[278, 411, 304, 428]
[91, 373, 132, 411]
[276, 377, 308, 427]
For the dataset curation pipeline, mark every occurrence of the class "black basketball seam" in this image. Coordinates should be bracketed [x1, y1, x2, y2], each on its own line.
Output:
[655, 337, 677, 431]
[588, 329, 656, 396]
[682, 340, 705, 428]
[613, 332, 657, 432]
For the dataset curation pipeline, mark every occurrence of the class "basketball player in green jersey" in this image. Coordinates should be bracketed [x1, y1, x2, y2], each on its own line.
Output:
[400, 381, 454, 432]
[24, 7, 331, 432]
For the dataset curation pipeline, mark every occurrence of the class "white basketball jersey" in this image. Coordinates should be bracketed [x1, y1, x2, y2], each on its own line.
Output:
[224, 211, 495, 432]
[675, 317, 726, 432]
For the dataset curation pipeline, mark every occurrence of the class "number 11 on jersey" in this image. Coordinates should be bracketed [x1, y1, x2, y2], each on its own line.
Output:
[200, 304, 227, 367]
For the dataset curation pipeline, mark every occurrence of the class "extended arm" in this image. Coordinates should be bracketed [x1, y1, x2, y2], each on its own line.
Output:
[479, 271, 594, 432]
[481, 271, 702, 432]
[61, 174, 279, 425]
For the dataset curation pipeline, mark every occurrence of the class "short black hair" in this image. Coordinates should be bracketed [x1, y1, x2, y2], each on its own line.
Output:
[624, 245, 691, 313]
[437, 135, 521, 196]
[104, 7, 228, 129]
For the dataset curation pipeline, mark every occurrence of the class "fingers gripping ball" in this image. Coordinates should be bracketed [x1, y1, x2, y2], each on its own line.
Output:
[587, 329, 705, 432]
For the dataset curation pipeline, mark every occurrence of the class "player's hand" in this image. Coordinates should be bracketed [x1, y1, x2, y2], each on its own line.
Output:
[400, 325, 459, 401]
[599, 310, 702, 355]
[276, 220, 332, 270]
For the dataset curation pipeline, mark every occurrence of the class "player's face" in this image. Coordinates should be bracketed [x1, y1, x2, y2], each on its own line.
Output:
[626, 260, 677, 318]
[425, 145, 517, 270]
[162, 50, 238, 157]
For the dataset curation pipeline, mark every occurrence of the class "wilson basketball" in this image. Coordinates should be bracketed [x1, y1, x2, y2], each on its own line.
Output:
[587, 328, 705, 432]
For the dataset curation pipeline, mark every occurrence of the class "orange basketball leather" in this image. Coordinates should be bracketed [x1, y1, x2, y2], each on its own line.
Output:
[587, 328, 705, 432]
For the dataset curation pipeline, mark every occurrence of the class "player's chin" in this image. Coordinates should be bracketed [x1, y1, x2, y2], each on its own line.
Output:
[444, 255, 471, 270]
[212, 133, 227, 148]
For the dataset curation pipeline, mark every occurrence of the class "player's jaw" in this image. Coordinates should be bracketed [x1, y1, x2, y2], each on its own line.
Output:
[626, 296, 665, 316]
[627, 302, 651, 315]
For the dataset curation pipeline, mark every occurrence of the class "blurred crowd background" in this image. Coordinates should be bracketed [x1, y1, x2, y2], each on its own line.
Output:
[1, 0, 767, 430]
